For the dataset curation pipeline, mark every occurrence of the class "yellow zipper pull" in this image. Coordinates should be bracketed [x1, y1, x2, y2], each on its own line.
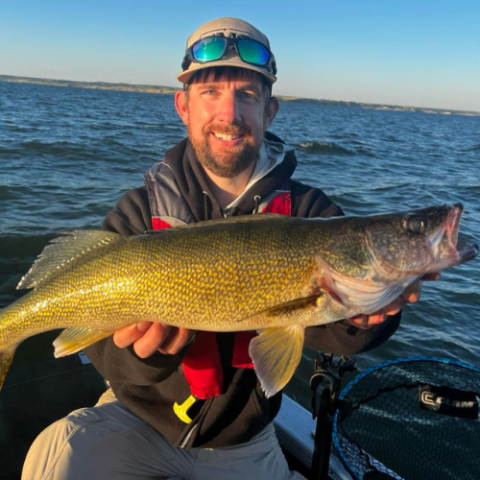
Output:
[173, 395, 197, 424]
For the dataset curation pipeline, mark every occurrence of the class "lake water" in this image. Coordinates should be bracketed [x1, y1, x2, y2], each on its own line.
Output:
[1, 81, 479, 409]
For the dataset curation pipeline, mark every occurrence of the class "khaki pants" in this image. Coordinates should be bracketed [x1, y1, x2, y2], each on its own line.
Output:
[22, 389, 305, 480]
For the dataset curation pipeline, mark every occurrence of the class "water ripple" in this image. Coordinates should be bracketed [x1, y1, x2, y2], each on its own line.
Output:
[295, 141, 354, 155]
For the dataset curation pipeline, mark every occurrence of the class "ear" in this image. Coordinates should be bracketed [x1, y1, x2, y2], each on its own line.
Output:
[175, 90, 189, 126]
[264, 96, 279, 130]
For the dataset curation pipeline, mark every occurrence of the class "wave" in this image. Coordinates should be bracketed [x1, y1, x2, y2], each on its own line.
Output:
[12, 139, 153, 162]
[133, 120, 166, 127]
[0, 233, 57, 306]
[19, 140, 87, 155]
[0, 122, 37, 133]
[0, 144, 21, 155]
[0, 233, 56, 259]
[0, 185, 24, 201]
[384, 135, 402, 143]
[462, 144, 480, 152]
[295, 141, 354, 155]
[11, 139, 160, 161]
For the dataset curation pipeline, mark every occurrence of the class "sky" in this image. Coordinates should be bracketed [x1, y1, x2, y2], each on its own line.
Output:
[1, 0, 479, 111]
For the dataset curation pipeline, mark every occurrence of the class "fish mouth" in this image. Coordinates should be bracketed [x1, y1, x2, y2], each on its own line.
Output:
[434, 203, 478, 267]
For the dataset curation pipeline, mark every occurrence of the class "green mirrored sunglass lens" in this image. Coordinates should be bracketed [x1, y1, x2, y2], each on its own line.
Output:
[237, 40, 269, 65]
[192, 37, 226, 62]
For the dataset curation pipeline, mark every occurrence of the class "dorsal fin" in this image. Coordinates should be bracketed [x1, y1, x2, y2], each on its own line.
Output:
[17, 230, 122, 290]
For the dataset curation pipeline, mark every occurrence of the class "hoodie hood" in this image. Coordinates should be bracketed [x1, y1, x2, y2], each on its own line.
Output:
[157, 132, 297, 221]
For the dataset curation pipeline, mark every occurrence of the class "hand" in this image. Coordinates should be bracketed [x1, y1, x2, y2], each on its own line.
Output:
[348, 272, 441, 329]
[113, 322, 192, 357]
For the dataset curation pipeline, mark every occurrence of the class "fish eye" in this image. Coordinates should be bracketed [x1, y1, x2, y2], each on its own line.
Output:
[403, 215, 427, 234]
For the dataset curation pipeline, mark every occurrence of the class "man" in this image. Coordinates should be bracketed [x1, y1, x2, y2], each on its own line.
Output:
[23, 17, 432, 480]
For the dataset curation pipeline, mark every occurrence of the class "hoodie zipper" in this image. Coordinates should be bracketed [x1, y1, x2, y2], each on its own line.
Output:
[179, 425, 198, 449]
[177, 396, 215, 448]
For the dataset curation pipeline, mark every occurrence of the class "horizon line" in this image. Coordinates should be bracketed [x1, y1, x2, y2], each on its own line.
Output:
[1, 73, 479, 116]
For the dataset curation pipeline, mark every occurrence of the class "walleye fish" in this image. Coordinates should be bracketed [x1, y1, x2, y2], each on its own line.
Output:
[0, 204, 477, 398]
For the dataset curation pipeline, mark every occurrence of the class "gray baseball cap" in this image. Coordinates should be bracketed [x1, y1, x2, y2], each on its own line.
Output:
[178, 17, 277, 84]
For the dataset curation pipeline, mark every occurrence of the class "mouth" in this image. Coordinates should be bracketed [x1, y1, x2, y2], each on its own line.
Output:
[439, 203, 478, 265]
[210, 130, 245, 147]
[213, 132, 242, 141]
[446, 203, 462, 247]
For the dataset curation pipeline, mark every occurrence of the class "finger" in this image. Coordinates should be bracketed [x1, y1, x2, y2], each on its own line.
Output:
[134, 323, 172, 358]
[113, 322, 152, 349]
[351, 310, 387, 324]
[348, 314, 368, 327]
[422, 272, 441, 281]
[158, 327, 192, 355]
[347, 314, 382, 328]
[382, 297, 405, 317]
[366, 311, 387, 324]
[402, 279, 423, 304]
[346, 314, 378, 330]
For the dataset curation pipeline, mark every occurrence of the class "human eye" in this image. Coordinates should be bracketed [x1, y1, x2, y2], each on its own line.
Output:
[198, 85, 219, 97]
[238, 90, 259, 101]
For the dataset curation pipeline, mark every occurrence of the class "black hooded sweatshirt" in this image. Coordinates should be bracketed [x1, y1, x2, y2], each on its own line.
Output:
[85, 133, 400, 449]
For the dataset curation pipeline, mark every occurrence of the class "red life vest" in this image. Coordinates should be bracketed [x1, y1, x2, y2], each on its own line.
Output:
[151, 192, 291, 399]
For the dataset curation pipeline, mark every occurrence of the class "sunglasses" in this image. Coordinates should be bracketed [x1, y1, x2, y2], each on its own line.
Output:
[181, 35, 276, 74]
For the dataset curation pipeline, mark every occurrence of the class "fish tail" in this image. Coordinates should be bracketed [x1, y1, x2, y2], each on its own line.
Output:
[0, 347, 16, 396]
[0, 305, 21, 396]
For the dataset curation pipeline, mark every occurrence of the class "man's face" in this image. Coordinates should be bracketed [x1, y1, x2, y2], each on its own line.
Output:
[175, 71, 279, 178]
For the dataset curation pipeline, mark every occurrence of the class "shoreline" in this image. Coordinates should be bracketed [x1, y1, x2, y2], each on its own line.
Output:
[1, 74, 479, 117]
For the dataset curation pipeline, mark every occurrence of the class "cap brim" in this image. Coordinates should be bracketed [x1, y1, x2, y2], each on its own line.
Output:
[177, 57, 276, 84]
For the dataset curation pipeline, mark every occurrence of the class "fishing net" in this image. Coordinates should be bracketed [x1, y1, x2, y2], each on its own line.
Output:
[333, 357, 480, 480]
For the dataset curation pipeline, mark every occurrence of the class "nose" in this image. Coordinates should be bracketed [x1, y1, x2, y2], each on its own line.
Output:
[216, 91, 241, 124]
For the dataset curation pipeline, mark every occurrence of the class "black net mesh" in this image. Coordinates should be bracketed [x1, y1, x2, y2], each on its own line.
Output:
[333, 357, 480, 480]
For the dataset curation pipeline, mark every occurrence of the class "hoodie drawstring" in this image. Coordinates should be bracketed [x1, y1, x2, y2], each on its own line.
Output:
[202, 192, 262, 219]
[253, 195, 261, 215]
[202, 191, 210, 221]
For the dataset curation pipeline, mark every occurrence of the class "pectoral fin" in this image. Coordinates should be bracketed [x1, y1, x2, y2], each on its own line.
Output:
[236, 295, 326, 327]
[54, 327, 114, 358]
[249, 325, 305, 398]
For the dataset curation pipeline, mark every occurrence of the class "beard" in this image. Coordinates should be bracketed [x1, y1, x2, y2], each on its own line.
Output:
[189, 122, 263, 179]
